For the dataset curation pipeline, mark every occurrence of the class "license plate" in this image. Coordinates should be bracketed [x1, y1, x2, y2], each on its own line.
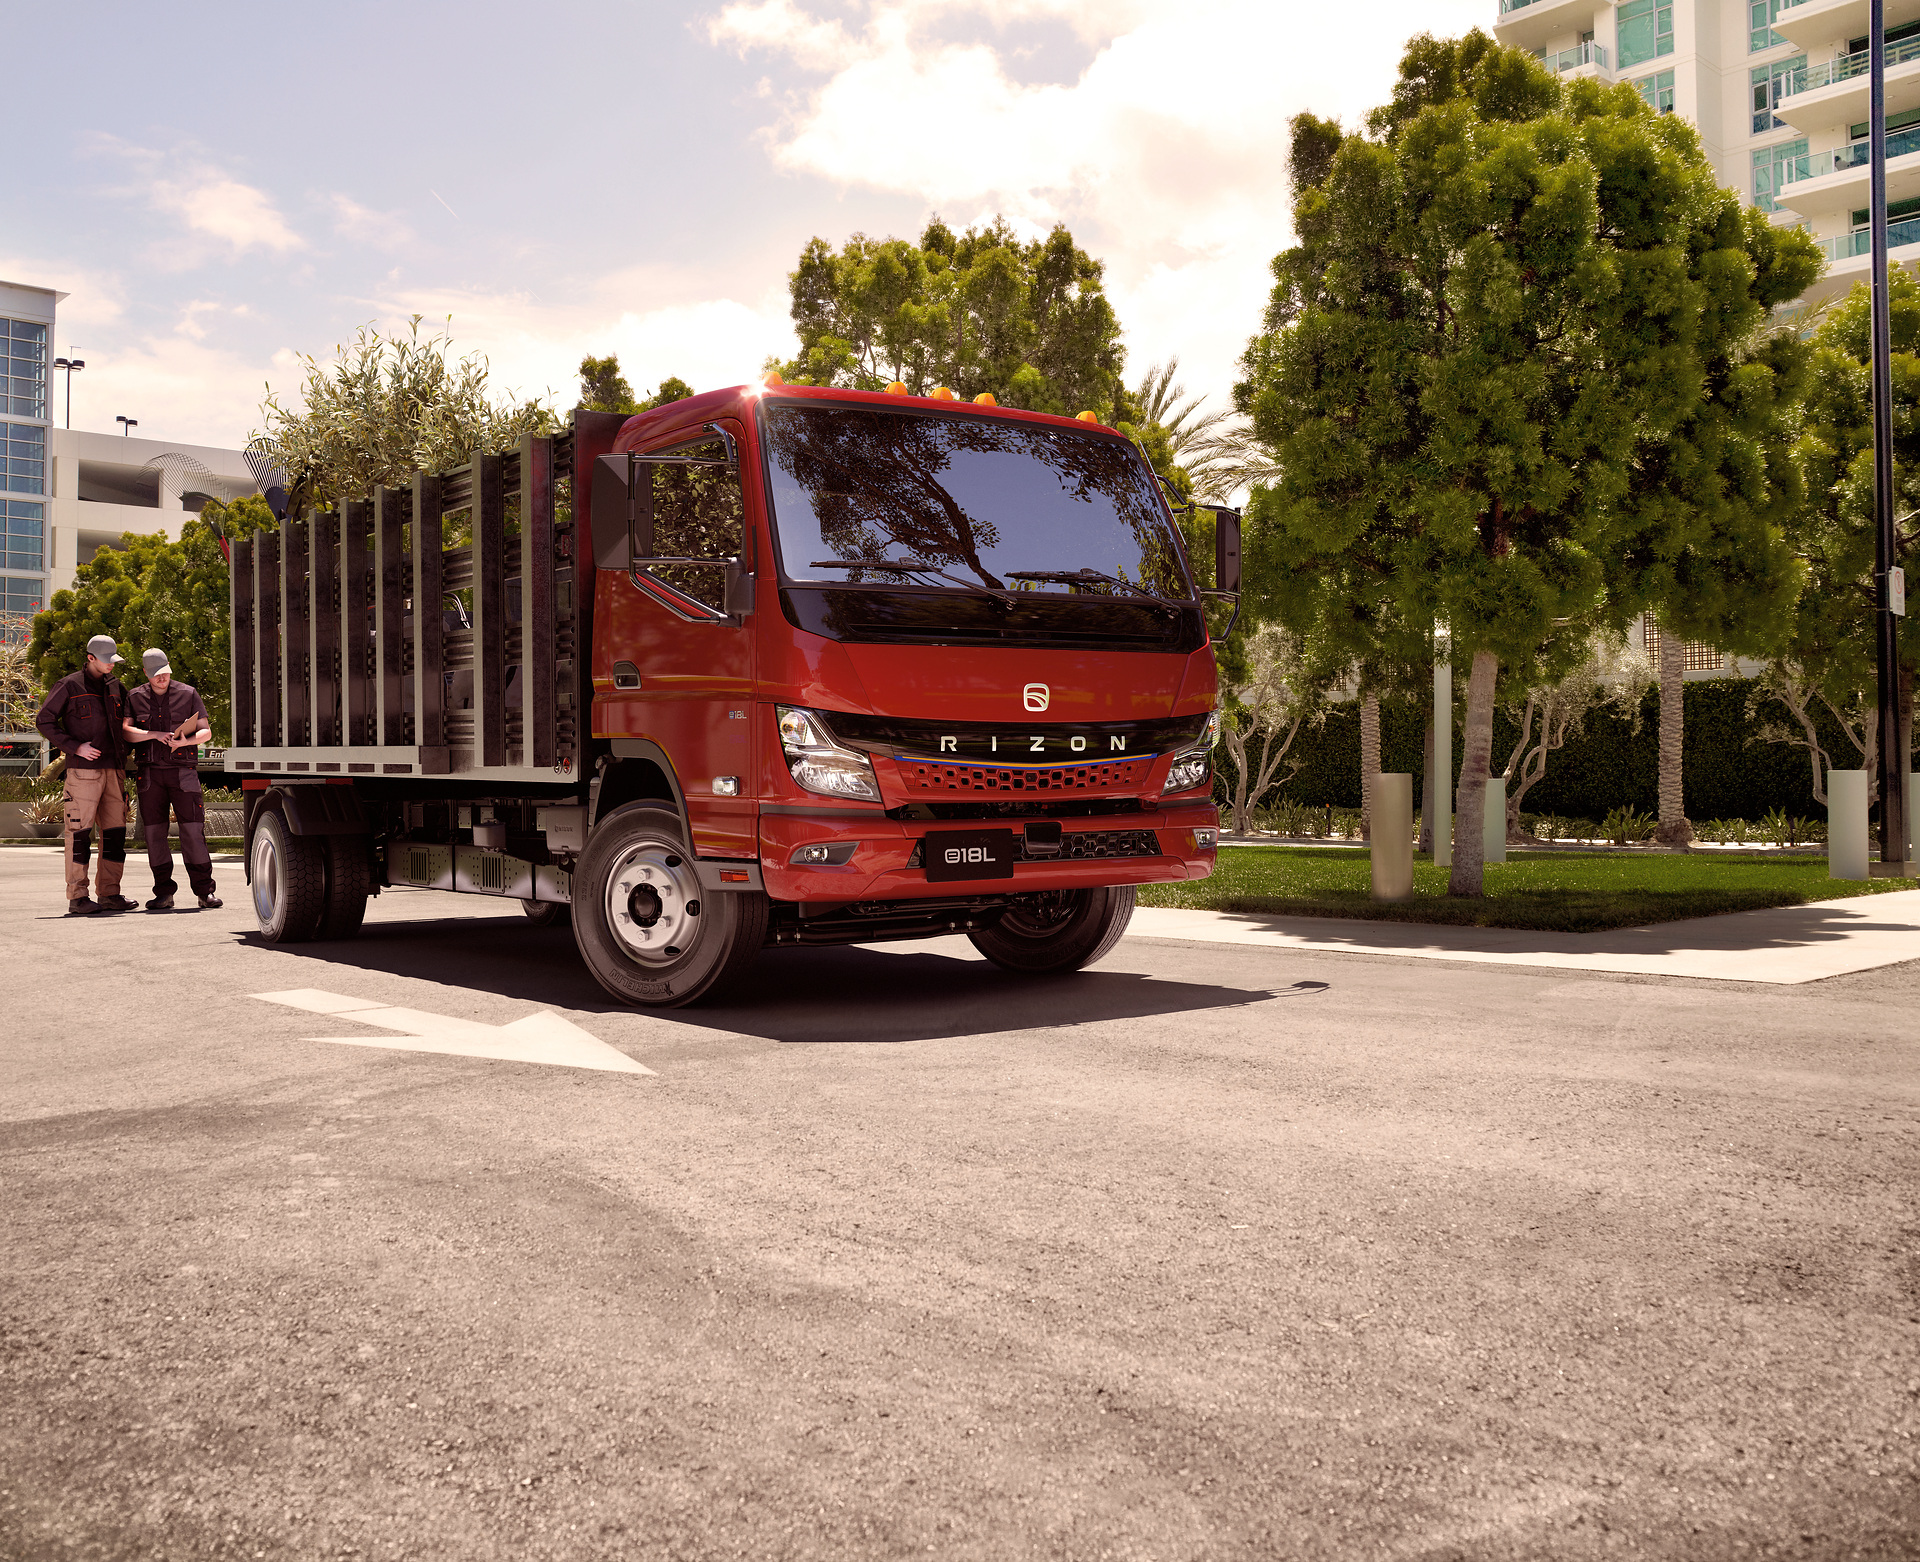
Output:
[923, 829, 1016, 882]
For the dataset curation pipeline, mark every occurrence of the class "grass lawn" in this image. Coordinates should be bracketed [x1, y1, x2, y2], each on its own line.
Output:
[1136, 846, 1920, 933]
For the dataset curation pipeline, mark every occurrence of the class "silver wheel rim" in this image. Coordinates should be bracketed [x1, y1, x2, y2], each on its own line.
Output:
[251, 830, 279, 923]
[605, 840, 701, 964]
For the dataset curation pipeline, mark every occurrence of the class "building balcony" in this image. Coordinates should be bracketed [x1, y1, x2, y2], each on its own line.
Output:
[1775, 0, 1920, 53]
[1776, 126, 1920, 219]
[1818, 210, 1920, 259]
[1777, 36, 1920, 132]
[1539, 40, 1613, 77]
[1492, 0, 1605, 56]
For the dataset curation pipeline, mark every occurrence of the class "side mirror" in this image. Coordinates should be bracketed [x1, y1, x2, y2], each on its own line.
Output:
[724, 558, 754, 617]
[1214, 507, 1242, 595]
[590, 453, 655, 569]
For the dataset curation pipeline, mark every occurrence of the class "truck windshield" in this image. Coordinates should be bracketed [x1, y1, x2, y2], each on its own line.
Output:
[761, 404, 1191, 602]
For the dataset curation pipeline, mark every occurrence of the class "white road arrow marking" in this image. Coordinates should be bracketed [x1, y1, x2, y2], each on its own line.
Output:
[252, 988, 654, 1075]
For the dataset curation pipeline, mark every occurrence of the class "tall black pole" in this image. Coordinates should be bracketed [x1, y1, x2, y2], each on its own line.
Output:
[1871, 0, 1909, 869]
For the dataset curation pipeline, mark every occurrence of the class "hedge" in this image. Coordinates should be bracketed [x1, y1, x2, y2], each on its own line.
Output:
[1235, 678, 1858, 822]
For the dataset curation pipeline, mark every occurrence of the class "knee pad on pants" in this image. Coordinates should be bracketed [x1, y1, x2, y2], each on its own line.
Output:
[71, 828, 92, 867]
[102, 827, 127, 863]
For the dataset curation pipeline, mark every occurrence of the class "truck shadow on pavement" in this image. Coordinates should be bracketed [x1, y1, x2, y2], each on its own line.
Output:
[237, 912, 1294, 1046]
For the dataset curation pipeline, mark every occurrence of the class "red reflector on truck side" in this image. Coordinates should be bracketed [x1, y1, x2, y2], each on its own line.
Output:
[719, 870, 750, 883]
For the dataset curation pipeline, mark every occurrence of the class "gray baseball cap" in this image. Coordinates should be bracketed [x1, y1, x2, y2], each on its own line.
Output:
[143, 648, 171, 678]
[85, 635, 124, 665]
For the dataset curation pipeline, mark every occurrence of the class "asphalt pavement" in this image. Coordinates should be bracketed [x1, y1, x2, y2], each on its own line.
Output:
[3, 845, 1918, 1561]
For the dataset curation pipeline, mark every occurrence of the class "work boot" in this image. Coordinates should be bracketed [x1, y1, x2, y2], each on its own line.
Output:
[146, 894, 175, 911]
[67, 897, 99, 916]
[97, 894, 138, 913]
[197, 893, 223, 910]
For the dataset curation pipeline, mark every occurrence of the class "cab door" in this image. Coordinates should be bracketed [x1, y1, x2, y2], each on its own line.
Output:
[593, 421, 756, 856]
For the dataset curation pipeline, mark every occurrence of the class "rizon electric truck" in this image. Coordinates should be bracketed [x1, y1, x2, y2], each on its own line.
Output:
[225, 380, 1235, 1007]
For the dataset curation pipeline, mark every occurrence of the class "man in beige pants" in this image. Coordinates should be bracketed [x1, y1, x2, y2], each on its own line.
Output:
[35, 634, 138, 916]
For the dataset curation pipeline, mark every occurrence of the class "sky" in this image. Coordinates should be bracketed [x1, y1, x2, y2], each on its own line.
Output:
[3, 0, 1494, 451]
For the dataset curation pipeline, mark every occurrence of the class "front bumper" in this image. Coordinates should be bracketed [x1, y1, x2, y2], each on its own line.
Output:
[759, 801, 1219, 903]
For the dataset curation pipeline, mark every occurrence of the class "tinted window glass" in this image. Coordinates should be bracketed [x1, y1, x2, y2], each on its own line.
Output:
[643, 437, 742, 612]
[762, 405, 1190, 602]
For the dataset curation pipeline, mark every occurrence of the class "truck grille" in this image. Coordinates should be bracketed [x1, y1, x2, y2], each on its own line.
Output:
[907, 829, 1163, 867]
[899, 757, 1152, 794]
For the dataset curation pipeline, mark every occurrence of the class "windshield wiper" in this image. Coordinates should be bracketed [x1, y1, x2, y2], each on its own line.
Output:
[1004, 568, 1178, 612]
[809, 558, 1016, 607]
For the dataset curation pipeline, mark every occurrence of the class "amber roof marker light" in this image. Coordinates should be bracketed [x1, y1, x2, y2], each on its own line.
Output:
[1076, 411, 1100, 423]
[886, 381, 909, 395]
[929, 386, 958, 401]
[763, 370, 784, 388]
[972, 392, 997, 406]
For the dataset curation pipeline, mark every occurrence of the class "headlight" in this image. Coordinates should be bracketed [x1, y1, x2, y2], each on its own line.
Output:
[777, 706, 882, 802]
[1162, 710, 1221, 795]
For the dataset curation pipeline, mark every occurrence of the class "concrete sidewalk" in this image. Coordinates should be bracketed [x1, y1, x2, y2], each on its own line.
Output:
[1127, 888, 1920, 984]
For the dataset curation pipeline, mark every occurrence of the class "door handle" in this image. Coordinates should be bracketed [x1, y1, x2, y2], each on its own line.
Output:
[613, 661, 641, 689]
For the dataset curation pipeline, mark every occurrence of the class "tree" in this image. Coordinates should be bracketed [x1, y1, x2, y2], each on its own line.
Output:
[1218, 623, 1322, 834]
[1238, 32, 1821, 894]
[2, 613, 43, 737]
[578, 353, 638, 414]
[578, 355, 695, 415]
[775, 218, 1128, 422]
[258, 316, 553, 513]
[1774, 274, 1920, 803]
[26, 497, 275, 744]
[1497, 633, 1652, 837]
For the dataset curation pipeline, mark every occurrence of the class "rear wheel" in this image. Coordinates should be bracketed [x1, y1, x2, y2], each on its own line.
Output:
[521, 898, 570, 928]
[250, 809, 327, 944]
[571, 803, 766, 1007]
[318, 835, 372, 940]
[968, 886, 1135, 974]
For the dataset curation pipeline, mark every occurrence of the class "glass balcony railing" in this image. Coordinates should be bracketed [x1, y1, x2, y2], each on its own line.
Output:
[1500, 0, 1566, 12]
[1537, 41, 1610, 73]
[1820, 213, 1920, 260]
[1785, 33, 1920, 97]
[1783, 123, 1920, 184]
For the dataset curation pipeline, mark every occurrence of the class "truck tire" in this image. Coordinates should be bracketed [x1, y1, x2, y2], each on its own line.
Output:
[572, 802, 767, 1007]
[251, 809, 328, 944]
[968, 886, 1136, 974]
[521, 898, 571, 928]
[318, 835, 372, 940]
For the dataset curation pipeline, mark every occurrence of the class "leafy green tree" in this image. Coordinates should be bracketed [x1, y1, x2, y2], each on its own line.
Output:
[644, 375, 696, 410]
[775, 218, 1128, 422]
[1772, 275, 1920, 801]
[1239, 31, 1821, 894]
[578, 353, 638, 414]
[27, 497, 276, 744]
[258, 316, 553, 513]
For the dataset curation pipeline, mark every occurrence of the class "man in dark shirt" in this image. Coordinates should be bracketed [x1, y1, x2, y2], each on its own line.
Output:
[35, 634, 137, 916]
[123, 647, 221, 911]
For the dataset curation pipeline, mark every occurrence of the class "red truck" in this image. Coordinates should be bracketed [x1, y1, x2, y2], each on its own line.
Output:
[226, 379, 1234, 1007]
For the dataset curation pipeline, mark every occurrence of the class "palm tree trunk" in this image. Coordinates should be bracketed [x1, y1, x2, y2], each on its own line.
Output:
[1448, 650, 1499, 897]
[1655, 623, 1692, 847]
[1359, 693, 1380, 842]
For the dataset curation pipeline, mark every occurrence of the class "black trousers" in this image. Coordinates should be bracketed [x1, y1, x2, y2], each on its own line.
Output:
[137, 770, 215, 898]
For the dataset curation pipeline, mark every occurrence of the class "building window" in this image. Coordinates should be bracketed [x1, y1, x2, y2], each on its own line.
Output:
[3, 320, 46, 422]
[1753, 138, 1809, 211]
[0, 572, 43, 620]
[1644, 620, 1724, 673]
[1, 421, 45, 495]
[1751, 0, 1786, 51]
[1849, 194, 1920, 228]
[1619, 0, 1674, 69]
[1634, 70, 1676, 113]
[1752, 56, 1806, 133]
[1, 501, 42, 573]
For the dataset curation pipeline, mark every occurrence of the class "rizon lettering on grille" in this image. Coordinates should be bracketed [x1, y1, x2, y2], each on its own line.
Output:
[934, 734, 1124, 754]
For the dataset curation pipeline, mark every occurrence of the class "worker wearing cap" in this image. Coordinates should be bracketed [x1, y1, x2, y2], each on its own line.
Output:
[123, 647, 221, 911]
[34, 634, 138, 916]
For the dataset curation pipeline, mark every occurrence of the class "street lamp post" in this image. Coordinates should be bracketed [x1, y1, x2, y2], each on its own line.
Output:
[51, 354, 84, 429]
[1871, 0, 1910, 871]
[115, 416, 138, 437]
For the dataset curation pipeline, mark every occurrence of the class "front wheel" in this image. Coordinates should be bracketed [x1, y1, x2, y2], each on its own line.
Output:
[571, 803, 767, 1007]
[968, 886, 1136, 974]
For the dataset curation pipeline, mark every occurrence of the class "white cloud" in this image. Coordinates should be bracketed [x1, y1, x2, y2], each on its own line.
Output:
[330, 195, 415, 251]
[150, 173, 303, 256]
[710, 0, 1493, 401]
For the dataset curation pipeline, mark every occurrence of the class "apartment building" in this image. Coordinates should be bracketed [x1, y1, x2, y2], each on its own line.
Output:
[1493, 0, 1920, 307]
[0, 279, 260, 625]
